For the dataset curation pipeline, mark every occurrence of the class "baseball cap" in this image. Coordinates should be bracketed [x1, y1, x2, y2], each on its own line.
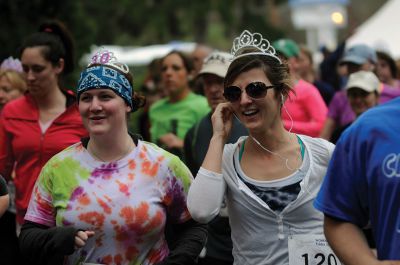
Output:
[345, 71, 380, 93]
[272, 39, 300, 58]
[340, 44, 377, 65]
[198, 51, 232, 78]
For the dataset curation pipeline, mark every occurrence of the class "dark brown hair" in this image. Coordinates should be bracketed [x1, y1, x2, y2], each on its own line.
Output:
[162, 50, 194, 73]
[377, 51, 398, 79]
[224, 47, 293, 105]
[19, 20, 75, 74]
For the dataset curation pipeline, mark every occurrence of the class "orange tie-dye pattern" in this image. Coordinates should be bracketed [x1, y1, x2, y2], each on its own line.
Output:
[78, 193, 91, 205]
[142, 210, 163, 234]
[141, 160, 159, 177]
[114, 224, 130, 242]
[120, 203, 149, 229]
[97, 197, 112, 214]
[78, 211, 105, 227]
[34, 186, 53, 214]
[116, 180, 130, 196]
[118, 203, 165, 239]
[104, 195, 113, 203]
[128, 173, 135, 181]
[162, 192, 173, 206]
[27, 141, 191, 265]
[128, 159, 136, 170]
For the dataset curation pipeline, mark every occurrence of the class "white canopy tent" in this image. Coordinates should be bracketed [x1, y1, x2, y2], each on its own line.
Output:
[347, 0, 400, 59]
[80, 42, 196, 67]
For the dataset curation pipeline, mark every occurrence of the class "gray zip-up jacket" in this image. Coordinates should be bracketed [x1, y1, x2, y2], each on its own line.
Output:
[188, 135, 335, 265]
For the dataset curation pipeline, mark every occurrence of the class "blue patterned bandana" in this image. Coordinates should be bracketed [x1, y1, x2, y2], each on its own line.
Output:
[77, 65, 133, 108]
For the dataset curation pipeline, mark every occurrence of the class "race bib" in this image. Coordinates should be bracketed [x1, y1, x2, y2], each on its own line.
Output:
[288, 234, 342, 265]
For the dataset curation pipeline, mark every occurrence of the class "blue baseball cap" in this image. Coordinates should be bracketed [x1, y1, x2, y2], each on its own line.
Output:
[340, 44, 377, 65]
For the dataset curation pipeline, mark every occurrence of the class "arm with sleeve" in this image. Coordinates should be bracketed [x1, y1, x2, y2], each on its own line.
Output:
[19, 161, 78, 265]
[187, 167, 226, 223]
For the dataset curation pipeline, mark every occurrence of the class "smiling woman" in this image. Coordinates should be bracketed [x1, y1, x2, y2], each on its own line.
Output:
[19, 50, 206, 265]
[187, 30, 336, 265]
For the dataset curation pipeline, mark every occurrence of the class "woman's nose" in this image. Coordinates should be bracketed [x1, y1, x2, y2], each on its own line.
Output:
[239, 90, 252, 105]
[89, 97, 102, 111]
[26, 70, 35, 81]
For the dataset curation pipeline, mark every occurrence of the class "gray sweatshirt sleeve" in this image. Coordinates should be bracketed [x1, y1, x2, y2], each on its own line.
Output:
[187, 167, 226, 224]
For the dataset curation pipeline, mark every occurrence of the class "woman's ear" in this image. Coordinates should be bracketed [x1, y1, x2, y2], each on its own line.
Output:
[55, 58, 65, 74]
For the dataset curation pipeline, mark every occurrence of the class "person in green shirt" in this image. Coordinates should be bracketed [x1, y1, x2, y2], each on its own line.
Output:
[149, 50, 210, 158]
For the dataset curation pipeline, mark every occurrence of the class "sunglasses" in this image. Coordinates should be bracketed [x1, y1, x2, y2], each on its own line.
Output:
[223, 82, 278, 102]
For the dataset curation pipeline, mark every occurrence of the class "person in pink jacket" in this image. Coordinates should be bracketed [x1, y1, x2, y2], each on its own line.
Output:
[272, 39, 327, 137]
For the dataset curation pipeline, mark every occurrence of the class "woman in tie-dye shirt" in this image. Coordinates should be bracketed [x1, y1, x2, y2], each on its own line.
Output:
[19, 51, 206, 265]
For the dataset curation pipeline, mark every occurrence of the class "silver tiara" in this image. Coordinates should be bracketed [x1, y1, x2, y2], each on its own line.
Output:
[231, 30, 281, 64]
[88, 48, 130, 74]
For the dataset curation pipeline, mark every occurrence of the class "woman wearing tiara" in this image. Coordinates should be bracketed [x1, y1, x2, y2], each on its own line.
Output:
[0, 57, 27, 111]
[187, 30, 335, 264]
[19, 50, 206, 265]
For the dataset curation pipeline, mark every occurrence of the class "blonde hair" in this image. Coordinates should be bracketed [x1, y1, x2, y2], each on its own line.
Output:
[0, 69, 27, 93]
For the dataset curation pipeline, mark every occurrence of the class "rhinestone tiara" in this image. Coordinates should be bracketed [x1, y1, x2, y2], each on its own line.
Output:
[88, 48, 130, 74]
[231, 30, 281, 64]
[0, 56, 23, 73]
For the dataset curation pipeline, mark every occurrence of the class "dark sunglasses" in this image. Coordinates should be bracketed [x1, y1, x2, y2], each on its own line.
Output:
[223, 82, 278, 102]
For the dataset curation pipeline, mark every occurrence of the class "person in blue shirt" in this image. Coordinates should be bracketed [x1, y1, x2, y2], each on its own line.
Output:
[314, 97, 400, 264]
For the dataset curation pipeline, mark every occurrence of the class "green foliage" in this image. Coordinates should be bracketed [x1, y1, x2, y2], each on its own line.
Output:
[1, 0, 285, 89]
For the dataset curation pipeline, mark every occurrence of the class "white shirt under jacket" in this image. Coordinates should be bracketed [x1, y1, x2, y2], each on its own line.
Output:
[187, 135, 335, 265]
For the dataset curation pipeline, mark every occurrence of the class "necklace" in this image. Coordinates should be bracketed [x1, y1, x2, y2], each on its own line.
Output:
[250, 134, 301, 171]
[88, 141, 134, 163]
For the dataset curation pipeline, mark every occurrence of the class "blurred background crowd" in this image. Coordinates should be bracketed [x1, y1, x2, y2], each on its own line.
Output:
[1, 0, 400, 264]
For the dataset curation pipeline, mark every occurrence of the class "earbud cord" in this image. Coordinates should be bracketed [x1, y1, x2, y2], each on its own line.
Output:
[282, 96, 294, 133]
[233, 110, 300, 171]
[250, 135, 299, 171]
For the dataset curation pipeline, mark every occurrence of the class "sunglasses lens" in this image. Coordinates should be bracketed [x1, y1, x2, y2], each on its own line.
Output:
[246, 82, 268, 99]
[224, 86, 242, 102]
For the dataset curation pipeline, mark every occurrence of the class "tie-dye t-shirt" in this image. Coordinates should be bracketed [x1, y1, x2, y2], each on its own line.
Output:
[25, 140, 193, 265]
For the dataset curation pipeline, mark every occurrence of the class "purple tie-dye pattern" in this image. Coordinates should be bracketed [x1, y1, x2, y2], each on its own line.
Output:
[71, 186, 84, 201]
[90, 162, 119, 183]
[25, 141, 193, 265]
[166, 176, 188, 221]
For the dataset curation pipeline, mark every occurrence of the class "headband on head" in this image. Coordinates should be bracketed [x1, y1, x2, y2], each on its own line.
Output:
[0, 56, 23, 73]
[77, 49, 133, 109]
[231, 30, 282, 64]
